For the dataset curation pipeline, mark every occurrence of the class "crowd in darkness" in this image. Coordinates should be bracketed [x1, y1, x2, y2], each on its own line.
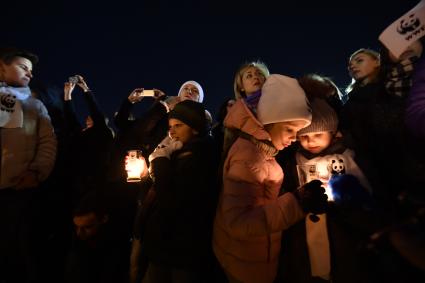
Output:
[0, 21, 425, 283]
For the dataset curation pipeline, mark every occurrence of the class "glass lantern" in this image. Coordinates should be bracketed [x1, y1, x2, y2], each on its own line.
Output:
[125, 150, 147, 183]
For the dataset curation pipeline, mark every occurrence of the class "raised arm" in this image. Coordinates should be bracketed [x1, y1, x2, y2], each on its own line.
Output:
[75, 75, 108, 128]
[63, 80, 82, 136]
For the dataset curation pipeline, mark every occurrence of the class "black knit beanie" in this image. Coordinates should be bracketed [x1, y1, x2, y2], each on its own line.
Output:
[169, 100, 208, 136]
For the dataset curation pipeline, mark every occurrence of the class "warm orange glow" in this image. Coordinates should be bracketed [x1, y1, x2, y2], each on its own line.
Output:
[125, 150, 147, 183]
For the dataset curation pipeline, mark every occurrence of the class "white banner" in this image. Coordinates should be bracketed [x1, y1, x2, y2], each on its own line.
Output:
[379, 0, 425, 58]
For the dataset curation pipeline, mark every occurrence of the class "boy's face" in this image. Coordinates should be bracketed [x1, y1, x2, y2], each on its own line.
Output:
[298, 131, 333, 154]
[168, 118, 197, 144]
[0, 56, 33, 87]
[73, 212, 107, 241]
[85, 116, 94, 129]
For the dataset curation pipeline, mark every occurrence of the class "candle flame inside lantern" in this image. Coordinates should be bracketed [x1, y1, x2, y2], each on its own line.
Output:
[125, 150, 146, 183]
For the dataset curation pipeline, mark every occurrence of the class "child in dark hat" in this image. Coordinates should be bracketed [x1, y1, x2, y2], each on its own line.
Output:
[140, 100, 220, 282]
[168, 100, 209, 138]
[295, 97, 372, 199]
[277, 96, 378, 283]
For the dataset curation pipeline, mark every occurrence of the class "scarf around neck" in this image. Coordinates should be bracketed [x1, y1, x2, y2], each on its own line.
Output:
[385, 56, 419, 98]
[236, 129, 279, 157]
[244, 90, 262, 114]
[0, 83, 31, 128]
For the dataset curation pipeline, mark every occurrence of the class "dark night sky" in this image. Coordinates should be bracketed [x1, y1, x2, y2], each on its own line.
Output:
[2, 0, 420, 123]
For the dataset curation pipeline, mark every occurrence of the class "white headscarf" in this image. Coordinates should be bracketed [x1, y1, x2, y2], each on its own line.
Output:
[177, 80, 204, 103]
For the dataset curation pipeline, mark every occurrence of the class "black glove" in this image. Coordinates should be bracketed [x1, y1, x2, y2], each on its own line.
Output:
[294, 179, 328, 215]
[329, 174, 374, 210]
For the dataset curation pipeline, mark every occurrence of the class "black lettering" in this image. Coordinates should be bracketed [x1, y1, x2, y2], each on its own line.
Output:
[404, 25, 425, 41]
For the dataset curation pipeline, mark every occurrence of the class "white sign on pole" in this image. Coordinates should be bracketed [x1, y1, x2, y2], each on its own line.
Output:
[379, 0, 425, 58]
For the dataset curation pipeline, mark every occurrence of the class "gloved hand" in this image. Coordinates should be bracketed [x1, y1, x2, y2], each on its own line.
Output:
[294, 179, 328, 215]
[148, 136, 183, 163]
[328, 174, 374, 210]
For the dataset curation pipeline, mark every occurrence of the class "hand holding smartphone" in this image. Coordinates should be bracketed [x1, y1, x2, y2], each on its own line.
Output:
[68, 76, 80, 84]
[140, 90, 155, 97]
[129, 88, 156, 104]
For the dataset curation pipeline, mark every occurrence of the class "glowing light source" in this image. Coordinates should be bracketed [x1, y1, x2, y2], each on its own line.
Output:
[296, 163, 334, 201]
[323, 182, 334, 201]
[125, 150, 147, 183]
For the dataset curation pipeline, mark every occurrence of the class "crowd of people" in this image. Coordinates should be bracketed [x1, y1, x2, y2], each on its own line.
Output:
[0, 35, 424, 283]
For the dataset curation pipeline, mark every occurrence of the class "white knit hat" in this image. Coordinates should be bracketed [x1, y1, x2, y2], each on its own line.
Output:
[177, 80, 204, 103]
[257, 74, 312, 126]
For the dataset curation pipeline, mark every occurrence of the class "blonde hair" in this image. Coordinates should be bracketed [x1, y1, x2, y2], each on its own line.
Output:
[345, 48, 381, 94]
[233, 61, 270, 99]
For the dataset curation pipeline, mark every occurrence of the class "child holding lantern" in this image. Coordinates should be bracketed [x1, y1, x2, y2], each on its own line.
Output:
[137, 100, 220, 283]
[276, 76, 377, 283]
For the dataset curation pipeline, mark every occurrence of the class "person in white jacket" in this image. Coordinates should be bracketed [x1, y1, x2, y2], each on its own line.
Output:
[0, 47, 57, 282]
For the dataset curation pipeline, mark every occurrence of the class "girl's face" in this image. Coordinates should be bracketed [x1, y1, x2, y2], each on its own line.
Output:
[169, 118, 197, 144]
[266, 120, 308, 150]
[298, 131, 333, 154]
[348, 53, 380, 82]
[240, 66, 266, 97]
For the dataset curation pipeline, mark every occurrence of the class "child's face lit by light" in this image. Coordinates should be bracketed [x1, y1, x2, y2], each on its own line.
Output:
[298, 131, 333, 154]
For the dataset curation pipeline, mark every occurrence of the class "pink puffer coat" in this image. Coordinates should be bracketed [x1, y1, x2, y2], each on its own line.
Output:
[213, 100, 304, 283]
